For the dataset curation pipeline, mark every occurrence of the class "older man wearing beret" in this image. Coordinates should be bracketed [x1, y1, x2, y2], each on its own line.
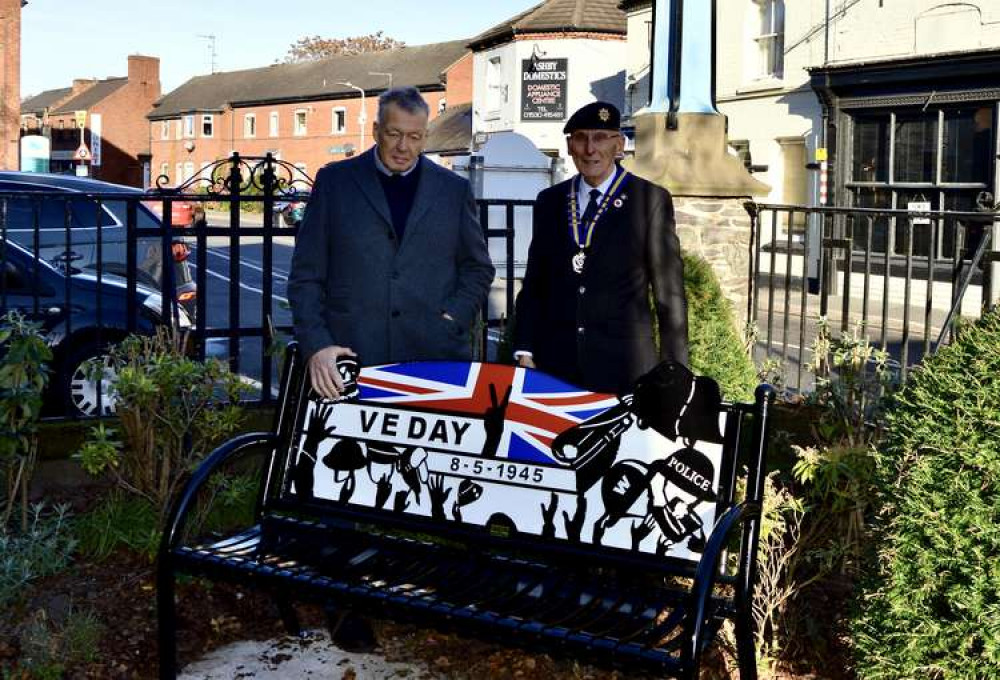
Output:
[513, 101, 688, 394]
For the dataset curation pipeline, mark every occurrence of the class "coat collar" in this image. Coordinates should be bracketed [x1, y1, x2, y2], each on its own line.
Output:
[403, 157, 441, 238]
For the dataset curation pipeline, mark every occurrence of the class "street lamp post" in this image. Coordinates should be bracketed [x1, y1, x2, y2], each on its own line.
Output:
[335, 81, 366, 152]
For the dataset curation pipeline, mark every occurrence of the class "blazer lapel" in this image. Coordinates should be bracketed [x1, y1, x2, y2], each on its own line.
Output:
[399, 156, 440, 248]
[348, 149, 393, 228]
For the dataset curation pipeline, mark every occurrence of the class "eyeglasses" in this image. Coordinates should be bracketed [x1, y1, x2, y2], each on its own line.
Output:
[382, 129, 426, 144]
[567, 131, 622, 146]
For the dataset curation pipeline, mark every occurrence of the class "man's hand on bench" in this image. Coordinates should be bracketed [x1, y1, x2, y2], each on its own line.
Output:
[309, 345, 357, 400]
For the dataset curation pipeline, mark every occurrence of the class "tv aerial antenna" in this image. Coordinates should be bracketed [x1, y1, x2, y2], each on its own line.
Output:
[197, 34, 218, 74]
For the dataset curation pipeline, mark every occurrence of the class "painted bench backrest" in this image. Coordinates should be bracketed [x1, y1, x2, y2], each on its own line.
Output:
[278, 359, 741, 565]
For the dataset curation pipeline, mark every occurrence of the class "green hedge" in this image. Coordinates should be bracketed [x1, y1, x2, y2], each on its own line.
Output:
[852, 309, 1000, 678]
[683, 253, 757, 401]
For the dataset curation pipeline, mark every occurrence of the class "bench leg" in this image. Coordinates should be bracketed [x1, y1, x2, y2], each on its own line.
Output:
[157, 561, 178, 680]
[325, 605, 377, 652]
[735, 613, 758, 680]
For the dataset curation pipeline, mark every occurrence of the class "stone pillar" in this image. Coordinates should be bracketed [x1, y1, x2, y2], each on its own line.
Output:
[0, 0, 23, 171]
[626, 0, 768, 323]
[673, 196, 753, 328]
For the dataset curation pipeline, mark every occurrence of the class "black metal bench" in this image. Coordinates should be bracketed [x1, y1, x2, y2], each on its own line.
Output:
[157, 343, 774, 679]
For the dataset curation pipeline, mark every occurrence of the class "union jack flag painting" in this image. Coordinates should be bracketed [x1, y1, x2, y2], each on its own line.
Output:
[356, 362, 620, 465]
[285, 360, 730, 563]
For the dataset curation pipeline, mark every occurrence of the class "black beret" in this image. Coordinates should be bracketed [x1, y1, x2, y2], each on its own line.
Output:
[563, 101, 621, 134]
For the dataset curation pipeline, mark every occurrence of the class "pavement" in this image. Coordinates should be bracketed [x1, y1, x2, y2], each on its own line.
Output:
[178, 629, 437, 679]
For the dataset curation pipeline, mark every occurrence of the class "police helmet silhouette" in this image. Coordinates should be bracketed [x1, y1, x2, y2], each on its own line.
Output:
[650, 446, 718, 503]
[631, 361, 723, 444]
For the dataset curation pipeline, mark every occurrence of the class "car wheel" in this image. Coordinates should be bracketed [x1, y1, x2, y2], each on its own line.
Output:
[60, 344, 119, 417]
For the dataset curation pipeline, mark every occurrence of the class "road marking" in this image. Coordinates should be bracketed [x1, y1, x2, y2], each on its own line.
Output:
[202, 248, 291, 280]
[187, 263, 289, 304]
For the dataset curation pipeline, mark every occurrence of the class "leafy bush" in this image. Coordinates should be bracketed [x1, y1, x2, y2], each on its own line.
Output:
[683, 253, 757, 401]
[0, 503, 77, 609]
[852, 309, 1000, 678]
[16, 606, 104, 679]
[78, 330, 248, 527]
[0, 311, 52, 532]
[73, 493, 160, 562]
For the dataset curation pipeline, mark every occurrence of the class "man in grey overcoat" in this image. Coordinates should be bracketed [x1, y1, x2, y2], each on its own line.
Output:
[289, 87, 494, 399]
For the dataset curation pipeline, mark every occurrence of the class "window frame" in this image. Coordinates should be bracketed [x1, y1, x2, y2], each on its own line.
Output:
[293, 109, 308, 136]
[753, 0, 785, 80]
[843, 103, 998, 261]
[244, 113, 257, 138]
[201, 114, 214, 138]
[332, 107, 347, 135]
[269, 111, 279, 137]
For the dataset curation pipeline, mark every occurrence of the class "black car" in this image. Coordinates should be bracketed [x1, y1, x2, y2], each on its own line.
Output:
[0, 172, 196, 314]
[1, 238, 192, 416]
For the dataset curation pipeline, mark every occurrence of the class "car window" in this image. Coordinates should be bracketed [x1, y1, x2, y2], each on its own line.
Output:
[0, 196, 121, 248]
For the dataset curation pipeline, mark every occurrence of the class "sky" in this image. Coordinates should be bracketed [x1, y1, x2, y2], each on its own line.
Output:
[20, 0, 540, 98]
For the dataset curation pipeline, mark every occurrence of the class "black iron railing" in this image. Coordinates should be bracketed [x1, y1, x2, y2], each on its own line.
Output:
[747, 202, 999, 391]
[1, 154, 532, 419]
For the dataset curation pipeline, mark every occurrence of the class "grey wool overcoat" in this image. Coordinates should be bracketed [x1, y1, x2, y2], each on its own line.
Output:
[288, 149, 494, 366]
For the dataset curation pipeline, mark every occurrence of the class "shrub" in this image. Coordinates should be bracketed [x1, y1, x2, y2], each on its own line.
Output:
[683, 253, 757, 401]
[0, 503, 77, 609]
[0, 311, 52, 532]
[73, 493, 160, 562]
[16, 606, 104, 678]
[851, 308, 1000, 678]
[78, 329, 248, 527]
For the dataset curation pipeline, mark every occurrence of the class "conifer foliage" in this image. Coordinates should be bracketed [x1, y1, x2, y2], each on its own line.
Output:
[852, 309, 1000, 678]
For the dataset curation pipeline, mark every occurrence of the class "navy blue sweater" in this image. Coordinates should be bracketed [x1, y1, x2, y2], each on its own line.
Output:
[377, 161, 422, 241]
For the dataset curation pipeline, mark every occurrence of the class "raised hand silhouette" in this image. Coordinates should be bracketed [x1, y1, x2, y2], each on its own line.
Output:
[631, 514, 656, 550]
[303, 403, 337, 455]
[393, 490, 410, 513]
[427, 474, 452, 521]
[563, 497, 587, 543]
[540, 492, 558, 539]
[481, 383, 512, 459]
[374, 473, 393, 509]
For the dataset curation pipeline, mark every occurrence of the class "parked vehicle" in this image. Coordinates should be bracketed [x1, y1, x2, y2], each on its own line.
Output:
[0, 239, 192, 416]
[0, 172, 196, 315]
[273, 189, 306, 228]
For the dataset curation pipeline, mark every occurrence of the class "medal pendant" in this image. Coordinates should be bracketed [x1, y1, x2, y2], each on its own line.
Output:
[572, 250, 587, 274]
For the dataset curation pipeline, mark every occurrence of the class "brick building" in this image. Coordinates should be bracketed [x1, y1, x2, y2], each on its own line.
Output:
[20, 55, 162, 186]
[148, 41, 472, 187]
[1, 0, 25, 170]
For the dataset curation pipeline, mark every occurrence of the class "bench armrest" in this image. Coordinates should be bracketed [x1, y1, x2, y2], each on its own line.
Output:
[158, 432, 277, 555]
[686, 500, 762, 652]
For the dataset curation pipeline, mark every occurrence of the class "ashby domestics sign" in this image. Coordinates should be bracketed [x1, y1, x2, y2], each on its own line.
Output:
[521, 57, 567, 122]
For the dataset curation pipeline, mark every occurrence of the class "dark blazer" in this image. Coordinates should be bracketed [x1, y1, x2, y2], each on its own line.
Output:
[288, 150, 495, 365]
[513, 170, 688, 394]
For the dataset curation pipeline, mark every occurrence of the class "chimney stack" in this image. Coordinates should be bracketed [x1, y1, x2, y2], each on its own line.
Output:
[0, 0, 23, 170]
